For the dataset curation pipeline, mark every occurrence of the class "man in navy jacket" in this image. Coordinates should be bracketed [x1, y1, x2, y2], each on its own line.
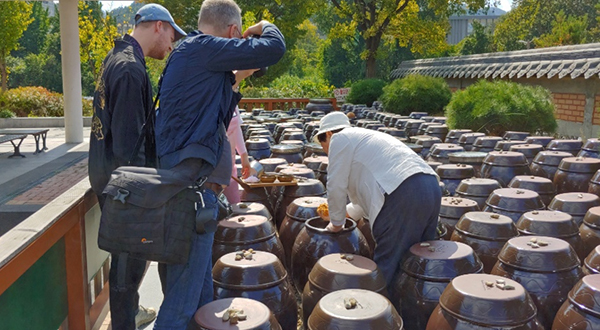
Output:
[153, 0, 285, 328]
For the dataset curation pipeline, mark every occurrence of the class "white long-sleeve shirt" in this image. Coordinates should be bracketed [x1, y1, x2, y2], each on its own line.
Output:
[327, 127, 437, 227]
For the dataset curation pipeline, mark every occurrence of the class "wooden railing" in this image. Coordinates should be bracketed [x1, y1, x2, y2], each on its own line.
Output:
[0, 179, 108, 330]
[238, 98, 338, 111]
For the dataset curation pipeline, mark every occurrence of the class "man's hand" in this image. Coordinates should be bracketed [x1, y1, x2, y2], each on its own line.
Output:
[242, 20, 271, 38]
[233, 69, 258, 90]
[326, 222, 343, 233]
[240, 153, 251, 179]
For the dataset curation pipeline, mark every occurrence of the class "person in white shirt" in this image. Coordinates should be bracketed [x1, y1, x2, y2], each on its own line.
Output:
[317, 111, 441, 289]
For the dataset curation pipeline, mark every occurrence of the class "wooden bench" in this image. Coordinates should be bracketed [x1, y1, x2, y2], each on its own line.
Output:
[0, 129, 49, 155]
[0, 134, 27, 158]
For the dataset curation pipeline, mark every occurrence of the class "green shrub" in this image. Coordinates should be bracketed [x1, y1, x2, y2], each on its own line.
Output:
[445, 80, 557, 136]
[0, 109, 16, 118]
[242, 74, 334, 99]
[346, 79, 385, 107]
[0, 86, 93, 117]
[380, 75, 452, 115]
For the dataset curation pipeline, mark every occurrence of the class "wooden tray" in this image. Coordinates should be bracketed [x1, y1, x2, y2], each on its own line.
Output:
[232, 176, 298, 190]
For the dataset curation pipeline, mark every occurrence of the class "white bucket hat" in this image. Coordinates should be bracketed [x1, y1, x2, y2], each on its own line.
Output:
[317, 112, 351, 137]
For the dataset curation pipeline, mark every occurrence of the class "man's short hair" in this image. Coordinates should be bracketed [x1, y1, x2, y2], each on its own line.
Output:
[198, 0, 242, 31]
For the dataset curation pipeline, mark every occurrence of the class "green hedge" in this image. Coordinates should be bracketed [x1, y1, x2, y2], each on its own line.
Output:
[0, 86, 94, 117]
[445, 80, 557, 136]
[242, 74, 334, 98]
[346, 79, 386, 107]
[380, 75, 452, 115]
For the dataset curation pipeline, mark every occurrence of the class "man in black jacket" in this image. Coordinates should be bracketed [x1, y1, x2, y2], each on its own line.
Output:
[88, 4, 185, 330]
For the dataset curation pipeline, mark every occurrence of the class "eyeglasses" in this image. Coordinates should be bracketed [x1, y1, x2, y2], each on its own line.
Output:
[227, 24, 242, 39]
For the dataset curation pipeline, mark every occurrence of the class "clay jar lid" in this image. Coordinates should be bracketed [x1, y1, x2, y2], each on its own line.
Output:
[281, 132, 306, 141]
[447, 129, 473, 139]
[280, 140, 304, 147]
[524, 136, 554, 146]
[548, 193, 600, 216]
[401, 240, 483, 280]
[317, 159, 328, 172]
[448, 151, 488, 164]
[439, 274, 537, 327]
[485, 188, 545, 212]
[246, 138, 271, 150]
[215, 215, 275, 244]
[279, 167, 315, 179]
[194, 297, 275, 330]
[583, 206, 600, 229]
[231, 203, 272, 220]
[498, 236, 580, 272]
[275, 163, 307, 172]
[458, 132, 486, 144]
[403, 143, 423, 153]
[426, 124, 449, 134]
[483, 151, 528, 167]
[213, 251, 287, 289]
[516, 210, 578, 238]
[503, 131, 530, 140]
[584, 246, 600, 274]
[509, 144, 543, 156]
[308, 289, 403, 330]
[415, 136, 442, 148]
[285, 197, 327, 221]
[558, 157, 600, 173]
[568, 274, 600, 318]
[405, 119, 425, 129]
[508, 175, 556, 195]
[304, 142, 324, 153]
[547, 139, 583, 154]
[436, 164, 475, 179]
[473, 136, 503, 148]
[582, 138, 600, 152]
[282, 178, 325, 197]
[259, 158, 287, 166]
[440, 197, 480, 219]
[427, 161, 442, 171]
[495, 140, 526, 151]
[308, 253, 386, 293]
[456, 178, 502, 197]
[454, 211, 518, 240]
[271, 144, 302, 154]
[429, 144, 464, 157]
[381, 127, 405, 137]
[532, 150, 573, 165]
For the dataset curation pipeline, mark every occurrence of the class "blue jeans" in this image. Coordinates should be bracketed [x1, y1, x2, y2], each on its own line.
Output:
[153, 232, 215, 330]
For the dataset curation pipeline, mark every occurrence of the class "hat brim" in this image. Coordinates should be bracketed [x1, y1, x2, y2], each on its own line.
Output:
[170, 22, 187, 41]
[315, 123, 350, 138]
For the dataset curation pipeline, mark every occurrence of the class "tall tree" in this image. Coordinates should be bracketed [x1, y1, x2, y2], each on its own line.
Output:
[327, 0, 489, 78]
[535, 11, 589, 47]
[13, 2, 50, 57]
[0, 2, 33, 91]
[457, 20, 494, 54]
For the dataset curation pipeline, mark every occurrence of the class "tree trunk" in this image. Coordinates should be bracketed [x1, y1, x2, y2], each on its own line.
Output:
[364, 33, 383, 79]
[0, 58, 6, 92]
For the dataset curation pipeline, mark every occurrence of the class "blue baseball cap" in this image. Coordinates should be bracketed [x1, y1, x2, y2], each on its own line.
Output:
[135, 4, 187, 41]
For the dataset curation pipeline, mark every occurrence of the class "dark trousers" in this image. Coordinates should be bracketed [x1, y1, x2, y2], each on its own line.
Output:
[98, 195, 148, 330]
[372, 173, 441, 293]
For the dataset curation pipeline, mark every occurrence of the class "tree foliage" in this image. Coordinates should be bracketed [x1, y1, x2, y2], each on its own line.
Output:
[456, 20, 494, 55]
[381, 74, 451, 115]
[0, 2, 33, 91]
[535, 11, 589, 47]
[13, 2, 50, 57]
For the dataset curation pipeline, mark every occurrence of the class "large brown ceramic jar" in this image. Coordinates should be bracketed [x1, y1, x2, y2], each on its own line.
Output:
[580, 206, 600, 257]
[212, 215, 285, 266]
[426, 273, 543, 330]
[417, 122, 436, 136]
[246, 138, 272, 161]
[275, 178, 325, 229]
[278, 196, 327, 268]
[194, 297, 282, 330]
[231, 202, 273, 223]
[510, 144, 544, 165]
[291, 218, 371, 293]
[439, 197, 480, 238]
[481, 151, 531, 187]
[240, 188, 275, 216]
[458, 132, 486, 151]
[583, 246, 600, 275]
[546, 139, 583, 156]
[553, 274, 600, 329]
[278, 167, 315, 179]
[508, 175, 557, 207]
[270, 144, 303, 164]
[425, 124, 449, 141]
[448, 151, 488, 177]
[554, 157, 600, 194]
[274, 163, 308, 173]
[590, 170, 600, 196]
[455, 178, 502, 208]
[306, 99, 333, 114]
[578, 138, 600, 158]
[445, 129, 473, 144]
[212, 251, 297, 330]
[393, 241, 483, 330]
[524, 136, 554, 149]
[516, 210, 585, 260]
[259, 158, 288, 173]
[436, 164, 475, 196]
[281, 131, 307, 144]
[307, 289, 403, 330]
[494, 140, 526, 151]
[415, 136, 442, 159]
[530, 150, 573, 180]
[302, 155, 327, 172]
[472, 136, 503, 153]
[357, 217, 376, 250]
[427, 144, 465, 164]
[316, 159, 328, 187]
[451, 211, 518, 273]
[405, 142, 424, 155]
[405, 119, 425, 136]
[483, 188, 545, 223]
[504, 131, 530, 141]
[548, 192, 600, 226]
[491, 236, 583, 329]
[303, 143, 326, 158]
[302, 254, 387, 326]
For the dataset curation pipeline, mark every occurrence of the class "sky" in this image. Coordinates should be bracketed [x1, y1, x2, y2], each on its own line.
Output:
[100, 0, 513, 12]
